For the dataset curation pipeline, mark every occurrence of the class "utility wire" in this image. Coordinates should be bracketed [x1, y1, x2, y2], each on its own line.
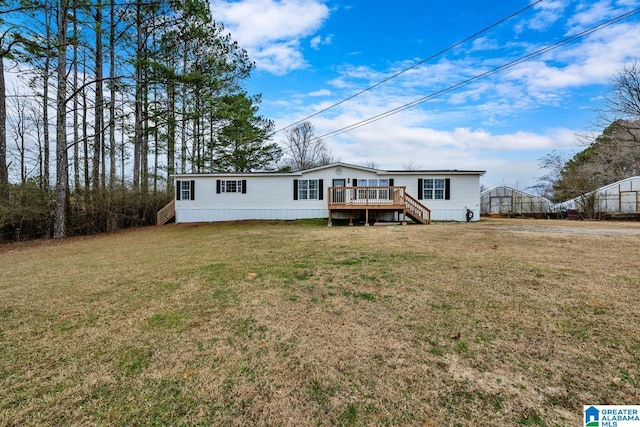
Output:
[273, 0, 543, 135]
[314, 7, 640, 142]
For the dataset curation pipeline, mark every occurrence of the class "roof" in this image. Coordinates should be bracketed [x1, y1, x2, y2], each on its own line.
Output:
[560, 176, 640, 207]
[591, 175, 640, 193]
[480, 186, 551, 203]
[172, 162, 486, 178]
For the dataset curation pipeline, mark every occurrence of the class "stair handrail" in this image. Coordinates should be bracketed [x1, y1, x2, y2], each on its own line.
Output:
[404, 192, 431, 224]
[156, 199, 176, 225]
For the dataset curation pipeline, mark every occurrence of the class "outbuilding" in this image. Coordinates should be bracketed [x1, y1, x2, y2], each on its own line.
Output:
[480, 186, 552, 218]
[561, 176, 640, 219]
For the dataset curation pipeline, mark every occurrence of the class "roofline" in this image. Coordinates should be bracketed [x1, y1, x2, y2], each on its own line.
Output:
[172, 171, 295, 178]
[298, 162, 379, 174]
[172, 162, 486, 178]
[384, 170, 486, 175]
[480, 185, 552, 203]
[562, 175, 640, 204]
[592, 175, 640, 192]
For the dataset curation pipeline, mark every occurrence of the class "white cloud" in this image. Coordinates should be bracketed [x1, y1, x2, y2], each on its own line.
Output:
[568, 1, 615, 32]
[327, 77, 351, 89]
[310, 34, 333, 50]
[310, 35, 322, 50]
[210, 0, 330, 75]
[617, 0, 640, 6]
[308, 89, 332, 97]
[518, 0, 568, 32]
[317, 123, 580, 189]
[503, 21, 640, 96]
[566, 0, 640, 32]
[269, 87, 585, 189]
[469, 37, 500, 52]
[250, 41, 306, 75]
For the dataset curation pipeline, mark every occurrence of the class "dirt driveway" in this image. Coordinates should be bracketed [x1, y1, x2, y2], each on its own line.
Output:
[482, 217, 640, 236]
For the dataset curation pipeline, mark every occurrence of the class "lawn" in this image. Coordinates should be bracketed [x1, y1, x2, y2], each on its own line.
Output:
[1, 218, 639, 426]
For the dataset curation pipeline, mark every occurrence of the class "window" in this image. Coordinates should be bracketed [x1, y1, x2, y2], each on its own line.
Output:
[358, 178, 389, 199]
[216, 179, 247, 194]
[294, 179, 323, 200]
[222, 180, 242, 193]
[175, 180, 195, 200]
[299, 179, 318, 200]
[419, 178, 450, 200]
[424, 179, 444, 199]
[181, 181, 192, 200]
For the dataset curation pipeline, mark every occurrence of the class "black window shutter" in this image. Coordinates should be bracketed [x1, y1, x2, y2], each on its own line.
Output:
[190, 180, 195, 200]
[418, 178, 423, 200]
[293, 179, 298, 200]
[216, 179, 221, 194]
[176, 180, 181, 200]
[445, 178, 451, 200]
[242, 180, 247, 194]
[353, 178, 358, 187]
[318, 179, 323, 200]
[388, 179, 394, 200]
[389, 178, 394, 186]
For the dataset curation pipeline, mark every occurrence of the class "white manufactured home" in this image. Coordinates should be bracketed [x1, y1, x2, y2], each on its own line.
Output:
[157, 163, 485, 225]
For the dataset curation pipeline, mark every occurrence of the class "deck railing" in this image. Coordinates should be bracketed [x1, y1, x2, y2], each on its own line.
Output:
[328, 186, 431, 224]
[405, 192, 431, 224]
[328, 186, 405, 206]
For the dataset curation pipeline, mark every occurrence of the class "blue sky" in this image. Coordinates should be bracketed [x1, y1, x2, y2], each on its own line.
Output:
[210, 0, 640, 190]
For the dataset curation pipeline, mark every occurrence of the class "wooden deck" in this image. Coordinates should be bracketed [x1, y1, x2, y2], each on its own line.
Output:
[328, 186, 430, 225]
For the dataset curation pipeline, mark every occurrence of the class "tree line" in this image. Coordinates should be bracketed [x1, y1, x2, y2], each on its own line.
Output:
[0, 0, 284, 240]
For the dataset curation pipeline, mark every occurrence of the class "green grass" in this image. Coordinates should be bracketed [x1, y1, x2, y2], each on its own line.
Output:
[0, 218, 639, 425]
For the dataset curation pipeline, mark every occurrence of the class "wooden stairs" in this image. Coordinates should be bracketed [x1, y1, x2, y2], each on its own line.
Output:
[156, 200, 175, 225]
[404, 193, 431, 224]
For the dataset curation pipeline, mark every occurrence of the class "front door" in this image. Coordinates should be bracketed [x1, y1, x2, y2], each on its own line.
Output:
[333, 179, 346, 204]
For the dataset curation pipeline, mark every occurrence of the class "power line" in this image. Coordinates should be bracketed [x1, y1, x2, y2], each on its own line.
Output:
[314, 7, 640, 142]
[273, 0, 543, 135]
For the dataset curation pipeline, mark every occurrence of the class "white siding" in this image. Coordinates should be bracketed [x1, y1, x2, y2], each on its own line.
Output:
[389, 174, 481, 221]
[174, 164, 483, 223]
[175, 175, 326, 222]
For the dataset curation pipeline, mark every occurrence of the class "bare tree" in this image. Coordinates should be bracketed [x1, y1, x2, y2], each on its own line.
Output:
[606, 60, 640, 121]
[282, 121, 333, 170]
[533, 150, 568, 201]
[92, 0, 104, 191]
[53, 0, 70, 239]
[402, 161, 423, 170]
[360, 160, 378, 169]
[1, 3, 25, 186]
[318, 148, 338, 166]
[599, 61, 640, 177]
[0, 53, 6, 186]
[7, 85, 29, 183]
